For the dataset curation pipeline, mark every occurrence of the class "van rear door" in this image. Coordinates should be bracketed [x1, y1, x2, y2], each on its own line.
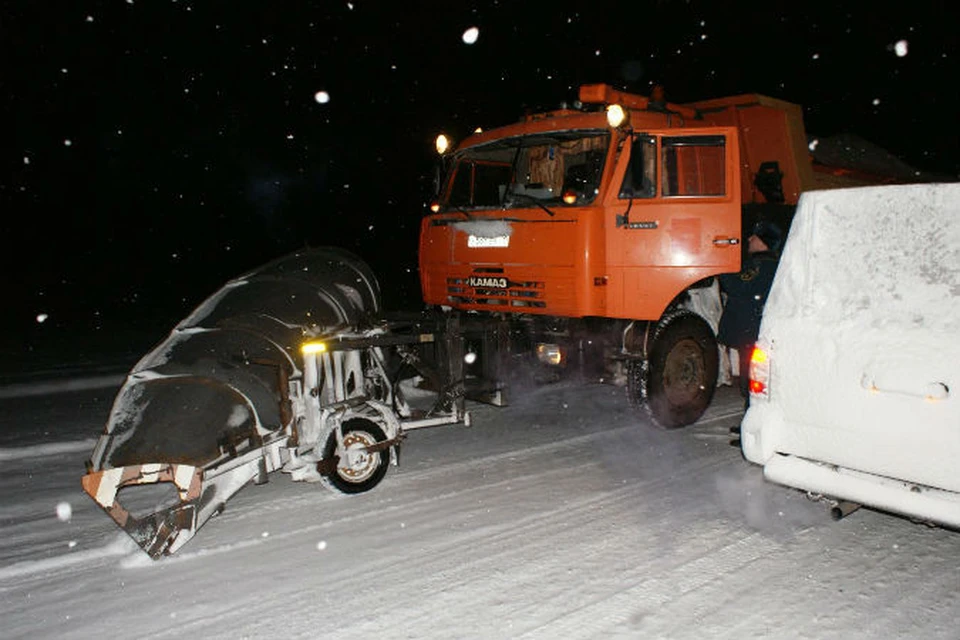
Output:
[745, 184, 960, 495]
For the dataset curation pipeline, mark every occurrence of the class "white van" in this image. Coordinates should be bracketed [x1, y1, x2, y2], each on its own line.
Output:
[741, 183, 960, 528]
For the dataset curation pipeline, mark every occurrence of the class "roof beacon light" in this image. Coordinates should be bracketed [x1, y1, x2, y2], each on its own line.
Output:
[606, 104, 626, 128]
[435, 134, 450, 155]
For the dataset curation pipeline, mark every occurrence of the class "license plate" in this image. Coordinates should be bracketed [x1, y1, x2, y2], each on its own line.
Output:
[467, 234, 510, 248]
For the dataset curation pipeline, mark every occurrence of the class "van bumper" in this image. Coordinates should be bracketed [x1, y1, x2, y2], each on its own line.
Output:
[763, 454, 960, 529]
[740, 402, 782, 465]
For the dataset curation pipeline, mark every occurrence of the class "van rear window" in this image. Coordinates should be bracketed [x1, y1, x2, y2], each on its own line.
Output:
[785, 187, 959, 332]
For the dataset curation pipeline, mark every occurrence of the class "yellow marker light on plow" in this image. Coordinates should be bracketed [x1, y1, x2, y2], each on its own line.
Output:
[301, 341, 328, 354]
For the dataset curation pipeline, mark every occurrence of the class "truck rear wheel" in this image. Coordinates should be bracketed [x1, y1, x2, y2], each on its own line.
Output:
[638, 311, 718, 429]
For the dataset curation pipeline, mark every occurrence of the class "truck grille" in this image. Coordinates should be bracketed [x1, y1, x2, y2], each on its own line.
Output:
[446, 277, 546, 309]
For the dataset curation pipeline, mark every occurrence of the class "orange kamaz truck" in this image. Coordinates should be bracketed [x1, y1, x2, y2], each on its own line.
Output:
[419, 83, 895, 427]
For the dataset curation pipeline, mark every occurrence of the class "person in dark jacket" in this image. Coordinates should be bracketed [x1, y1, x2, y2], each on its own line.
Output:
[718, 220, 783, 403]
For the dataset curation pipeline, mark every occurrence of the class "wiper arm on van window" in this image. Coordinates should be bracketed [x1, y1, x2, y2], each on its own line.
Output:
[504, 191, 556, 217]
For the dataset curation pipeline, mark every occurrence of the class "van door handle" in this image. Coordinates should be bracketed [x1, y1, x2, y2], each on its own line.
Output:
[713, 237, 740, 246]
[861, 375, 950, 400]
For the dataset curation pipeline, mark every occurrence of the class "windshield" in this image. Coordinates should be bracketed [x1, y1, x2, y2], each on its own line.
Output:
[442, 130, 610, 211]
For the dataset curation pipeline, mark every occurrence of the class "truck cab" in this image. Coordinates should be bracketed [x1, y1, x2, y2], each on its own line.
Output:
[420, 88, 744, 323]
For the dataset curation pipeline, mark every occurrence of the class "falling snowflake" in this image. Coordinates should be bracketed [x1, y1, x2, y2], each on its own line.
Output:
[808, 139, 819, 151]
[56, 502, 72, 522]
[462, 26, 479, 45]
[36, 313, 48, 323]
[86, 15, 94, 22]
[64, 139, 72, 146]
[812, 53, 820, 60]
[23, 156, 30, 165]
[872, 98, 881, 106]
[314, 90, 330, 104]
[894, 40, 908, 57]
[317, 540, 328, 550]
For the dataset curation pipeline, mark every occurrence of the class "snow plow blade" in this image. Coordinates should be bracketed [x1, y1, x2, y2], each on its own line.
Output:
[81, 247, 390, 558]
[81, 463, 204, 558]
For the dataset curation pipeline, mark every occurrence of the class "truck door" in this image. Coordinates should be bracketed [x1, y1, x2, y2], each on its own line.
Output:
[603, 127, 741, 320]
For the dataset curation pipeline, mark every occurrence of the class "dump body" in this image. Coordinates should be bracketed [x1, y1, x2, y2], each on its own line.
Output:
[741, 183, 960, 527]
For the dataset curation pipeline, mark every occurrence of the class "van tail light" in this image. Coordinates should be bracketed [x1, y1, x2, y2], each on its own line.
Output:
[749, 345, 770, 399]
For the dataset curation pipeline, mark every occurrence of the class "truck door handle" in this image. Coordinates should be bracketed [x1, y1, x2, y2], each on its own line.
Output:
[713, 237, 740, 246]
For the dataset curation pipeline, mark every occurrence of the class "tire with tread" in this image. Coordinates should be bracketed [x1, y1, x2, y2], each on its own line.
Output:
[321, 418, 390, 494]
[631, 311, 718, 429]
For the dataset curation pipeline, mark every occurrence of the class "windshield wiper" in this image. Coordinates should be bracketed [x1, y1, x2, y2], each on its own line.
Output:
[504, 192, 556, 217]
[452, 205, 475, 220]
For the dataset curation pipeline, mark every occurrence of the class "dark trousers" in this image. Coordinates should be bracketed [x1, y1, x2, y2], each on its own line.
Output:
[737, 345, 753, 407]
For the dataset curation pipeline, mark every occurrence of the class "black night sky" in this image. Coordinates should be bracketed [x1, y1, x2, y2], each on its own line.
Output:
[3, 1, 957, 370]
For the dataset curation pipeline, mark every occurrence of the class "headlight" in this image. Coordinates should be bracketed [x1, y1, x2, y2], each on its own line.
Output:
[606, 104, 626, 128]
[536, 343, 564, 366]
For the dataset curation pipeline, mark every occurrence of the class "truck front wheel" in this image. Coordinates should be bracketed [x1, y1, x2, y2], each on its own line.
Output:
[633, 312, 719, 429]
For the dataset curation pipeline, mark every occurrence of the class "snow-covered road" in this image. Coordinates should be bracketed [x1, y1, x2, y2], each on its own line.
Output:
[1, 380, 957, 639]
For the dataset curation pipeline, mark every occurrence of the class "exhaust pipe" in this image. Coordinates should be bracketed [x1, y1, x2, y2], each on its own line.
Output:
[831, 500, 861, 520]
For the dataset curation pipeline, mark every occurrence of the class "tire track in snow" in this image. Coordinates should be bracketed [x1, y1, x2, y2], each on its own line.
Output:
[514, 531, 784, 639]
[178, 420, 643, 531]
[163, 452, 733, 639]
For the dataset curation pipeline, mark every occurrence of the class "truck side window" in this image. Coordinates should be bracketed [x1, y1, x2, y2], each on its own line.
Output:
[661, 135, 726, 197]
[619, 135, 656, 198]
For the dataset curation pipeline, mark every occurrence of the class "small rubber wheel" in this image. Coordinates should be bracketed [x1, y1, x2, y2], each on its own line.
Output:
[644, 312, 719, 428]
[321, 418, 390, 494]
